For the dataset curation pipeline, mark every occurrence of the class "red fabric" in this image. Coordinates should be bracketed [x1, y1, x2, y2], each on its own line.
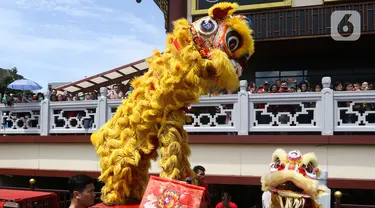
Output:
[0, 200, 5, 208]
[215, 201, 238, 208]
[0, 189, 58, 208]
[67, 111, 76, 118]
[140, 176, 205, 208]
[212, 8, 231, 19]
[173, 39, 181, 51]
[90, 203, 139, 208]
[200, 181, 211, 206]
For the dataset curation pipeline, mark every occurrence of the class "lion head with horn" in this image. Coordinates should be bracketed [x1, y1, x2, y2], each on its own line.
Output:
[261, 149, 329, 208]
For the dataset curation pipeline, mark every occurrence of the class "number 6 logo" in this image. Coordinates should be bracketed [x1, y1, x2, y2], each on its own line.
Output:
[331, 10, 361, 41]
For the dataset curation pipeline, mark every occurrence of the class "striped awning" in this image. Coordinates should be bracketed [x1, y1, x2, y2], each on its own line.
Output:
[56, 59, 149, 93]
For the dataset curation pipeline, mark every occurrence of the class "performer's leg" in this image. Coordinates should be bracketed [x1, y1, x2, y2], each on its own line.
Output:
[100, 156, 154, 204]
[99, 164, 127, 205]
[100, 181, 124, 205]
[178, 128, 195, 179]
[99, 151, 138, 205]
[129, 157, 152, 200]
[158, 113, 192, 180]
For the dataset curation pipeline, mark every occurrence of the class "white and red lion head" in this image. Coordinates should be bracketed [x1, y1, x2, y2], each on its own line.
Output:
[261, 149, 329, 208]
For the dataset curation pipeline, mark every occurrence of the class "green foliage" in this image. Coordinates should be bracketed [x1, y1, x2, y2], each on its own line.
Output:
[0, 67, 25, 95]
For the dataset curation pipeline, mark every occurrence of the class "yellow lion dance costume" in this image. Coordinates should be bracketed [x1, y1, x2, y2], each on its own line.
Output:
[91, 2, 254, 205]
[261, 149, 330, 208]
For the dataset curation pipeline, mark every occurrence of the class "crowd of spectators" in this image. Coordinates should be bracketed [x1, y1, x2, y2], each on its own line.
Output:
[0, 84, 133, 106]
[243, 79, 375, 125]
[1, 79, 373, 106]
[0, 92, 45, 106]
[247, 79, 373, 94]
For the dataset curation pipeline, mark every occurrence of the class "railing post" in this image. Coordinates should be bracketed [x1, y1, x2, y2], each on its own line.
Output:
[29, 178, 36, 191]
[40, 91, 51, 136]
[97, 87, 108, 128]
[237, 80, 249, 135]
[317, 170, 331, 208]
[334, 191, 342, 208]
[321, 77, 334, 135]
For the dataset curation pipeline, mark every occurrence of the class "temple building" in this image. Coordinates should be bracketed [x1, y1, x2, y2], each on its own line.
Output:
[1, 0, 375, 207]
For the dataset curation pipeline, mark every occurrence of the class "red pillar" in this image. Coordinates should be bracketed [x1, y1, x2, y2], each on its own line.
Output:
[168, 0, 187, 33]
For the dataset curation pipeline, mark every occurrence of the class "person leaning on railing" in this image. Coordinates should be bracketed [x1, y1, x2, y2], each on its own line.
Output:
[1, 93, 14, 106]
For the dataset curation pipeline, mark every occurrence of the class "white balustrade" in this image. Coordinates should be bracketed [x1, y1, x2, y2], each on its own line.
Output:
[1, 77, 375, 136]
[0, 103, 40, 134]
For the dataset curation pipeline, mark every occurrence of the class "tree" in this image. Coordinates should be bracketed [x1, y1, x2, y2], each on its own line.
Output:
[0, 67, 25, 95]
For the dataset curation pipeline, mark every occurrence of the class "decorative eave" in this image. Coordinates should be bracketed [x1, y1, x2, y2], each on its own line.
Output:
[56, 59, 149, 93]
[153, 0, 169, 32]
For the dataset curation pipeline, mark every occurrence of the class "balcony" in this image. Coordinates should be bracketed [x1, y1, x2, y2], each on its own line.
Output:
[192, 1, 375, 41]
[1, 77, 374, 136]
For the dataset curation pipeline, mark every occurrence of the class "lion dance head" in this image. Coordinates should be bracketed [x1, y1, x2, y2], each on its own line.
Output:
[167, 2, 254, 94]
[90, 2, 254, 205]
[261, 149, 329, 208]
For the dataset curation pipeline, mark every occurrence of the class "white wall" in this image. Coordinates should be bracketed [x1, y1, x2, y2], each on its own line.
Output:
[0, 143, 374, 180]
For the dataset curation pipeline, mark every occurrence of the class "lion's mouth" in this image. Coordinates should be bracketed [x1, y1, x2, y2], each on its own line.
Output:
[230, 59, 242, 77]
[272, 181, 312, 208]
[273, 181, 310, 198]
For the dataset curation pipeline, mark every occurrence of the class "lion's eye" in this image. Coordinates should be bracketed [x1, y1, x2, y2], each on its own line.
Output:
[274, 159, 281, 168]
[305, 163, 313, 173]
[197, 17, 218, 35]
[225, 28, 242, 52]
[270, 158, 282, 172]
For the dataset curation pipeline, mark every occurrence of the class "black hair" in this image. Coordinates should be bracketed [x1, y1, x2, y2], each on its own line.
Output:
[222, 192, 231, 208]
[315, 84, 322, 89]
[299, 81, 310, 92]
[333, 81, 342, 90]
[344, 82, 352, 90]
[68, 174, 94, 195]
[193, 165, 206, 174]
[270, 84, 278, 90]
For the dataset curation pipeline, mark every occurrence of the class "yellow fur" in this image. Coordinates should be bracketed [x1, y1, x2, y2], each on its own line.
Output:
[272, 148, 288, 163]
[302, 152, 319, 168]
[225, 17, 255, 57]
[91, 2, 254, 205]
[261, 170, 320, 199]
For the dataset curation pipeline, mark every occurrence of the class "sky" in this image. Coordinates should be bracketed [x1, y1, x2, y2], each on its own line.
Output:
[0, 0, 166, 89]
